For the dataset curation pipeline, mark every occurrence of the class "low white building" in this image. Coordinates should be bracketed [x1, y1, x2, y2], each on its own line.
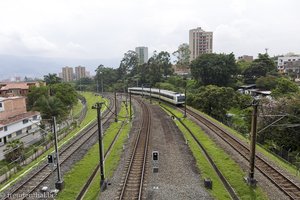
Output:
[277, 55, 300, 73]
[0, 96, 41, 146]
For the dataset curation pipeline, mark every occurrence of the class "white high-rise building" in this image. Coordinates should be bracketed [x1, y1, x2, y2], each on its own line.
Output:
[135, 47, 148, 65]
[189, 27, 213, 61]
[62, 66, 74, 82]
[75, 66, 86, 80]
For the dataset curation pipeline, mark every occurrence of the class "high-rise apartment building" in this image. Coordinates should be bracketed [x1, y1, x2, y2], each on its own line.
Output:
[135, 47, 148, 65]
[62, 66, 74, 82]
[75, 66, 86, 80]
[189, 27, 213, 61]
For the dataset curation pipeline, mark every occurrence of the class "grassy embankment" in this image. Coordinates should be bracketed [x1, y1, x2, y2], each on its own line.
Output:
[190, 106, 300, 180]
[162, 105, 267, 200]
[0, 92, 102, 191]
[57, 102, 131, 200]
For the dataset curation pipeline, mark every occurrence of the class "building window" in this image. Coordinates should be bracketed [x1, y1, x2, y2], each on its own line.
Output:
[0, 127, 3, 131]
[7, 134, 12, 138]
[33, 115, 37, 120]
[0, 138, 2, 142]
[16, 130, 22, 136]
[26, 126, 32, 133]
[4, 126, 7, 131]
[23, 119, 28, 124]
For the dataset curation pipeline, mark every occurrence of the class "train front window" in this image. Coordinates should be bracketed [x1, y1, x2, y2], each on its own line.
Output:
[177, 96, 185, 102]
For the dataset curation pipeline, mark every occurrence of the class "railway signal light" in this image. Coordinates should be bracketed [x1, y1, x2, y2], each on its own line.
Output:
[152, 151, 159, 161]
[48, 154, 53, 164]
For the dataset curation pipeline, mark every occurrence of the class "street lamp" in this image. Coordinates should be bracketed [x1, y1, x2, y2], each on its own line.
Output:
[92, 102, 107, 191]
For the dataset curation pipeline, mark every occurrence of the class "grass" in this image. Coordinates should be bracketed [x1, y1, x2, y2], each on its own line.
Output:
[0, 92, 102, 192]
[189, 106, 300, 179]
[83, 122, 131, 200]
[56, 102, 131, 200]
[72, 99, 84, 118]
[162, 105, 267, 200]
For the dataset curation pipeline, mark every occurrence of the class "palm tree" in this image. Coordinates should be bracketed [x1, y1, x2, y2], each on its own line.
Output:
[44, 73, 62, 85]
[33, 95, 67, 121]
[4, 140, 24, 163]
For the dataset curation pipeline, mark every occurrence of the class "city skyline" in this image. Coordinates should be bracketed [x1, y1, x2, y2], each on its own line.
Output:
[0, 0, 300, 79]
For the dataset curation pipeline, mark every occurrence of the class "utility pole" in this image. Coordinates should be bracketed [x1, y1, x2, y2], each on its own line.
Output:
[53, 116, 64, 190]
[129, 90, 132, 121]
[245, 100, 259, 186]
[159, 66, 161, 104]
[150, 86, 152, 104]
[184, 86, 187, 118]
[96, 80, 99, 94]
[114, 90, 118, 122]
[92, 102, 106, 191]
[101, 72, 104, 95]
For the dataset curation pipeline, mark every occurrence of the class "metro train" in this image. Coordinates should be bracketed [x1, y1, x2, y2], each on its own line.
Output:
[128, 87, 185, 105]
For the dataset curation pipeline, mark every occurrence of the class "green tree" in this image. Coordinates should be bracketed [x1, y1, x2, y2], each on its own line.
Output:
[4, 140, 24, 162]
[33, 95, 67, 120]
[257, 95, 300, 153]
[190, 53, 238, 86]
[236, 60, 252, 77]
[95, 65, 119, 92]
[190, 85, 238, 121]
[173, 43, 190, 66]
[255, 75, 278, 90]
[272, 78, 300, 98]
[157, 51, 173, 78]
[44, 73, 62, 85]
[27, 86, 49, 110]
[51, 83, 78, 108]
[118, 50, 139, 79]
[242, 53, 277, 84]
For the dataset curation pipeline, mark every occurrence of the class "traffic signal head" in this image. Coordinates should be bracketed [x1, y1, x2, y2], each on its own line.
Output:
[152, 151, 159, 161]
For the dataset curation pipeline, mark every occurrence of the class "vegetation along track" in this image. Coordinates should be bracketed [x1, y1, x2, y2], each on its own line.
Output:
[182, 107, 300, 200]
[118, 97, 150, 200]
[161, 105, 240, 200]
[76, 103, 129, 200]
[2, 95, 115, 200]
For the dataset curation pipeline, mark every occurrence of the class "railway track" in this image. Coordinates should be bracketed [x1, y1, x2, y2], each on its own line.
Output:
[2, 96, 114, 200]
[161, 105, 240, 200]
[76, 101, 130, 200]
[183, 107, 300, 200]
[118, 97, 150, 200]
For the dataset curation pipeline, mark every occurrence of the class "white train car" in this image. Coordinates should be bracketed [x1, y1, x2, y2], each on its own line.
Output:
[128, 87, 185, 105]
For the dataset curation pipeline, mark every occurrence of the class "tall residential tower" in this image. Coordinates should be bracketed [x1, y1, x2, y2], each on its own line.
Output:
[75, 66, 86, 80]
[62, 66, 74, 82]
[135, 46, 148, 65]
[189, 27, 213, 61]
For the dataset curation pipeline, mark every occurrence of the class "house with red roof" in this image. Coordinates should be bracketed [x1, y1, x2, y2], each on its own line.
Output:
[0, 96, 41, 147]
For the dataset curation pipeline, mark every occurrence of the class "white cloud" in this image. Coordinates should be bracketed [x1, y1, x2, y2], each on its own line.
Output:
[0, 0, 299, 62]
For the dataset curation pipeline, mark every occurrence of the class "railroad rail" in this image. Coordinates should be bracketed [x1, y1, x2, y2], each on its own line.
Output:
[161, 105, 240, 200]
[183, 107, 300, 200]
[2, 96, 114, 200]
[118, 97, 150, 200]
[76, 100, 130, 200]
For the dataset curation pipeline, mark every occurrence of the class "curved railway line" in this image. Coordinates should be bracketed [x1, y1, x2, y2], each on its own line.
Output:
[118, 97, 151, 200]
[76, 101, 130, 200]
[182, 107, 300, 200]
[161, 105, 240, 200]
[2, 96, 115, 200]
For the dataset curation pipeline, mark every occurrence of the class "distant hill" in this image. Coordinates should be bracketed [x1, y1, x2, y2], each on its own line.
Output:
[0, 55, 120, 80]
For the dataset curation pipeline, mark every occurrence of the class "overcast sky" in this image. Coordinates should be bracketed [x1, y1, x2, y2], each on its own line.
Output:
[0, 0, 299, 79]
